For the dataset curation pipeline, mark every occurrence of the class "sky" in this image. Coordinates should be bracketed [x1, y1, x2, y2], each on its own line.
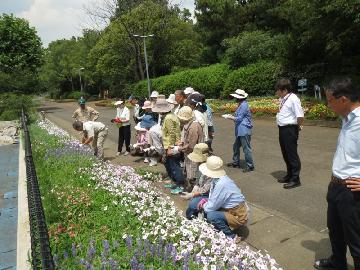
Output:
[0, 0, 195, 47]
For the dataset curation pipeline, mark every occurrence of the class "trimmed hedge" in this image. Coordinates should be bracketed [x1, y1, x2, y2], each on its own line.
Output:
[222, 61, 283, 98]
[132, 64, 230, 98]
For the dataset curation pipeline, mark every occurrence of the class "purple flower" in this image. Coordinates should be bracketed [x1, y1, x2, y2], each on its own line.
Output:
[108, 258, 119, 269]
[130, 256, 138, 270]
[138, 263, 145, 270]
[126, 235, 133, 250]
[103, 240, 110, 256]
[63, 251, 68, 260]
[87, 245, 96, 260]
[72, 243, 77, 257]
[182, 263, 189, 270]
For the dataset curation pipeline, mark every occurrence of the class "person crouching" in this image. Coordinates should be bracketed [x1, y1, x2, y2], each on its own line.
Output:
[197, 156, 248, 241]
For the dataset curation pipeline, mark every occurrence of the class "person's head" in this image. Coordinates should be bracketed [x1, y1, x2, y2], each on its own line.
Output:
[140, 114, 157, 130]
[78, 98, 86, 109]
[129, 95, 138, 106]
[230, 89, 248, 104]
[135, 122, 148, 133]
[151, 96, 174, 115]
[175, 90, 186, 105]
[72, 121, 83, 131]
[150, 91, 159, 101]
[199, 156, 226, 179]
[275, 78, 293, 98]
[324, 77, 360, 117]
[186, 93, 204, 111]
[184, 87, 194, 97]
[114, 100, 125, 108]
[142, 100, 153, 112]
[188, 143, 209, 163]
[177, 106, 194, 124]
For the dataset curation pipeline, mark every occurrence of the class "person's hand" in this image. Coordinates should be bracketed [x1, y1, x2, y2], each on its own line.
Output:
[346, 178, 360, 192]
[299, 125, 303, 131]
[197, 198, 208, 210]
[133, 143, 139, 148]
[110, 119, 115, 123]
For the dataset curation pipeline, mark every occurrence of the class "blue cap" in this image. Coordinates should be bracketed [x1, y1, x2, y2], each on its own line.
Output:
[140, 115, 156, 129]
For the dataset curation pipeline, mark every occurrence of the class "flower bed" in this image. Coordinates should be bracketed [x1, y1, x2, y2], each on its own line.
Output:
[32, 119, 281, 269]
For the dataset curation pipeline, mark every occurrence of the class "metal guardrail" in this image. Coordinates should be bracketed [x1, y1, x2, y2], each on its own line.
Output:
[21, 109, 55, 269]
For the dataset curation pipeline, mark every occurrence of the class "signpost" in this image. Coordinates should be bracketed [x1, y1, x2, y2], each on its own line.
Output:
[297, 78, 307, 94]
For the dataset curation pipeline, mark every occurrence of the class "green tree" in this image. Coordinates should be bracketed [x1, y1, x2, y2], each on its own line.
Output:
[0, 14, 43, 93]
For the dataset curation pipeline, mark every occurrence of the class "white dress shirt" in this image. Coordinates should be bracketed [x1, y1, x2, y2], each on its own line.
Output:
[332, 106, 360, 179]
[116, 107, 130, 126]
[83, 121, 106, 138]
[276, 93, 304, 126]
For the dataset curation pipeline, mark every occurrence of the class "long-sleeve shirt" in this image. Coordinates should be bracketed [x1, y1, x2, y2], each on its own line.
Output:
[83, 121, 106, 138]
[333, 106, 360, 179]
[116, 107, 130, 126]
[180, 120, 204, 155]
[72, 106, 99, 122]
[234, 101, 252, 137]
[204, 175, 245, 213]
[162, 113, 181, 149]
[206, 104, 214, 127]
[194, 110, 208, 141]
[194, 174, 212, 195]
[148, 124, 164, 155]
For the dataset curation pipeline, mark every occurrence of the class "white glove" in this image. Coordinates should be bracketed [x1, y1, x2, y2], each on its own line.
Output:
[172, 146, 180, 155]
[143, 148, 150, 152]
[192, 185, 200, 193]
[180, 192, 193, 200]
[150, 146, 156, 150]
[133, 143, 139, 148]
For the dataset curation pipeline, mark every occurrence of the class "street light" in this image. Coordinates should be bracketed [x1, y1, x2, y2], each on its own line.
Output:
[133, 34, 154, 98]
[79, 67, 85, 93]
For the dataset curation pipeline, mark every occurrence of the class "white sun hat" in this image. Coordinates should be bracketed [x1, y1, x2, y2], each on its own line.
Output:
[166, 94, 178, 105]
[150, 91, 159, 98]
[134, 122, 147, 131]
[114, 100, 124, 106]
[184, 87, 194, 95]
[177, 106, 195, 122]
[142, 100, 152, 109]
[199, 156, 226, 178]
[230, 89, 249, 100]
[188, 143, 209, 163]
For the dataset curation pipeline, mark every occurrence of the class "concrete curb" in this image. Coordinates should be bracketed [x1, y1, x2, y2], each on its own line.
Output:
[16, 136, 31, 270]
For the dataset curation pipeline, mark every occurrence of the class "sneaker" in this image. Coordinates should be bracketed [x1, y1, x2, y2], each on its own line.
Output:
[149, 158, 157, 166]
[234, 236, 242, 244]
[144, 157, 150, 163]
[170, 186, 184, 195]
[242, 167, 254, 173]
[227, 162, 240, 168]
[164, 183, 176, 189]
[116, 151, 122, 156]
[123, 151, 129, 156]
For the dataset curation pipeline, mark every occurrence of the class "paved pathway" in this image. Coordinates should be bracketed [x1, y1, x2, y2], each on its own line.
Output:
[0, 145, 19, 270]
[40, 101, 355, 270]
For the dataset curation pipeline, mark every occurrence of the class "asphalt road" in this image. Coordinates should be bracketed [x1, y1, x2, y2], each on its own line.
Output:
[40, 101, 340, 232]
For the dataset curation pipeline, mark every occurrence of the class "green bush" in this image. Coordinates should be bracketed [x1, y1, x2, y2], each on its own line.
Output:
[66, 91, 83, 100]
[132, 64, 231, 98]
[0, 93, 35, 120]
[306, 103, 337, 120]
[222, 61, 283, 98]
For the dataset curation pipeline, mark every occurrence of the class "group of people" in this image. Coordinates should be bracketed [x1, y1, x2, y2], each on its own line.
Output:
[71, 78, 360, 270]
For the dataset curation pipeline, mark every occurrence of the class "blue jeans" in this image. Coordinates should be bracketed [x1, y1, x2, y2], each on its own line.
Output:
[205, 211, 236, 238]
[232, 135, 254, 169]
[186, 195, 208, 220]
[164, 155, 184, 186]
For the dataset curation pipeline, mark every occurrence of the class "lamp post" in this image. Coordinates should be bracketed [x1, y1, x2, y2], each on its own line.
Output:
[133, 34, 154, 98]
[79, 67, 85, 93]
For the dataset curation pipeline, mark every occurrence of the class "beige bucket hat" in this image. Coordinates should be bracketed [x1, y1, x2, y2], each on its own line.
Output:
[142, 100, 152, 109]
[152, 96, 174, 113]
[199, 156, 226, 178]
[188, 143, 209, 163]
[166, 94, 178, 105]
[177, 106, 194, 121]
[114, 100, 124, 106]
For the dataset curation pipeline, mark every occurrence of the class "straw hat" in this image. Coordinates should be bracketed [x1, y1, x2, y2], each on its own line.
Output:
[177, 106, 194, 121]
[152, 97, 174, 113]
[150, 91, 159, 98]
[188, 143, 209, 163]
[184, 87, 194, 95]
[142, 100, 152, 109]
[230, 89, 248, 100]
[199, 156, 226, 178]
[166, 94, 178, 105]
[114, 100, 124, 106]
[134, 122, 147, 131]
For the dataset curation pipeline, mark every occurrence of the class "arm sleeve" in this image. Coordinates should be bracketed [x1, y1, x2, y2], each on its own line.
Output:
[292, 98, 304, 118]
[84, 123, 94, 138]
[90, 108, 100, 121]
[233, 103, 246, 123]
[204, 185, 226, 212]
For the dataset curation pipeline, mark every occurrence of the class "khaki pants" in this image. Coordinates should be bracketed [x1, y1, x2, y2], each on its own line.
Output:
[92, 128, 108, 159]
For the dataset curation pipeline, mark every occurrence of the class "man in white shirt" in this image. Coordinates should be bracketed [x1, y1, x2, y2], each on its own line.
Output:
[72, 120, 108, 159]
[314, 77, 360, 270]
[275, 78, 304, 189]
[113, 100, 131, 156]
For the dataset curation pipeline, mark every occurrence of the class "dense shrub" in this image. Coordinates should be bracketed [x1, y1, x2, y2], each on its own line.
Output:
[66, 91, 83, 100]
[222, 61, 283, 98]
[0, 93, 35, 120]
[306, 103, 337, 120]
[132, 64, 230, 98]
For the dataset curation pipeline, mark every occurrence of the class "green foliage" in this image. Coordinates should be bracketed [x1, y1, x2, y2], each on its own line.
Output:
[66, 91, 83, 100]
[306, 103, 338, 120]
[0, 14, 43, 93]
[222, 30, 288, 68]
[133, 64, 230, 98]
[222, 61, 283, 98]
[0, 93, 35, 120]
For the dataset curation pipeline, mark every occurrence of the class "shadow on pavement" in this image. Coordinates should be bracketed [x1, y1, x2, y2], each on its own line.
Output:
[271, 170, 287, 180]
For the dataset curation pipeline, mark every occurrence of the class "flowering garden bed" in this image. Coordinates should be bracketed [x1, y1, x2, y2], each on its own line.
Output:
[31, 119, 281, 269]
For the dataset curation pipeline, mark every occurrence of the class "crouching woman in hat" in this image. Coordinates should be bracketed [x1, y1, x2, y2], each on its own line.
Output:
[197, 156, 248, 240]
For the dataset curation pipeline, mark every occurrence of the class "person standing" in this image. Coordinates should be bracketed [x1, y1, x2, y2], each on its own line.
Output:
[275, 79, 304, 189]
[225, 89, 255, 173]
[72, 120, 108, 159]
[129, 96, 142, 124]
[314, 77, 360, 270]
[72, 98, 99, 122]
[113, 100, 131, 156]
[174, 90, 187, 116]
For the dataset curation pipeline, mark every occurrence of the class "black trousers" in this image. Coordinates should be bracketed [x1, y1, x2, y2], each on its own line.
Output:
[278, 125, 301, 182]
[118, 125, 131, 152]
[327, 182, 360, 270]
